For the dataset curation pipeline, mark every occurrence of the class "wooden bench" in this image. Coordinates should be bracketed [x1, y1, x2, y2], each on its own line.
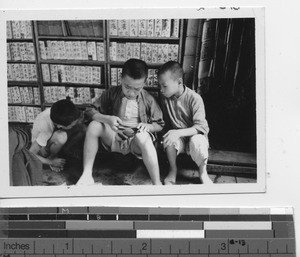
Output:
[175, 150, 257, 179]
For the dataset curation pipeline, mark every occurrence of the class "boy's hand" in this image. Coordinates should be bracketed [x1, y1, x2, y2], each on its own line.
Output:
[163, 130, 181, 148]
[105, 116, 123, 131]
[137, 123, 152, 132]
[50, 158, 66, 168]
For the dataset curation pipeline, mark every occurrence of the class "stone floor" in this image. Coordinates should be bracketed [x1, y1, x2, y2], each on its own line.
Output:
[42, 153, 256, 186]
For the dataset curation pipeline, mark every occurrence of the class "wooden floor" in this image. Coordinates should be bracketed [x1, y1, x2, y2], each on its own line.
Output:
[42, 150, 257, 186]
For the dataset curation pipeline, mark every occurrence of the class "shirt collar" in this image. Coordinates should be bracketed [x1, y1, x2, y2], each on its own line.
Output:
[171, 85, 187, 100]
[120, 87, 143, 102]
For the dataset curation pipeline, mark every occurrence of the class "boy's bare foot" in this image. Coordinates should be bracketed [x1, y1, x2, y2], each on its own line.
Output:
[199, 174, 213, 184]
[76, 172, 95, 186]
[153, 180, 163, 185]
[164, 170, 177, 185]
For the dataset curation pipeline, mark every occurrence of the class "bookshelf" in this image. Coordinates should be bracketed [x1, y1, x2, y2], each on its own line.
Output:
[7, 20, 42, 123]
[107, 19, 184, 90]
[7, 19, 185, 123]
[34, 20, 107, 107]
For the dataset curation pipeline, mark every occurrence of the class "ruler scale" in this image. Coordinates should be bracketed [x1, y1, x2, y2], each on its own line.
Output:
[0, 207, 296, 256]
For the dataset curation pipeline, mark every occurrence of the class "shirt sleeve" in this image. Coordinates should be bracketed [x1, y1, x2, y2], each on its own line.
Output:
[147, 95, 165, 131]
[35, 132, 52, 147]
[85, 90, 111, 119]
[159, 97, 172, 133]
[190, 94, 209, 135]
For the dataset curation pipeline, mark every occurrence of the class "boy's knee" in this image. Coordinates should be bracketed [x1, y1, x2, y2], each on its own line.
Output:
[134, 132, 152, 147]
[189, 135, 209, 165]
[87, 120, 104, 136]
[53, 130, 68, 145]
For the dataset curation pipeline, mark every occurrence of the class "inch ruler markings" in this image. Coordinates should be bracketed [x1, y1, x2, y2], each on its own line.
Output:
[0, 207, 296, 256]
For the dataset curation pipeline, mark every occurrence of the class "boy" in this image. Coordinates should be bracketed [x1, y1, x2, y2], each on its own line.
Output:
[30, 99, 82, 172]
[77, 58, 164, 185]
[158, 61, 213, 185]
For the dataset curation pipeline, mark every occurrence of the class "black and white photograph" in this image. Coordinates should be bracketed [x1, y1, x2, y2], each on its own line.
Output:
[0, 7, 265, 197]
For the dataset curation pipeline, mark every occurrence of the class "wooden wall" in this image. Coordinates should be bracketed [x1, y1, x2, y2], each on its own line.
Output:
[182, 19, 256, 153]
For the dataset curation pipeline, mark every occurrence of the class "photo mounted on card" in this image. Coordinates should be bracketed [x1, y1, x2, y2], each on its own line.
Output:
[0, 7, 265, 198]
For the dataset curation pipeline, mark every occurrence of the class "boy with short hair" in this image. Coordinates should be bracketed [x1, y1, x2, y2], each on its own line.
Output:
[158, 61, 213, 185]
[30, 99, 82, 172]
[77, 58, 164, 185]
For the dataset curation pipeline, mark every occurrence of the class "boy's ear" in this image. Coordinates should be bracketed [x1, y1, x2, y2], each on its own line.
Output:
[177, 77, 183, 85]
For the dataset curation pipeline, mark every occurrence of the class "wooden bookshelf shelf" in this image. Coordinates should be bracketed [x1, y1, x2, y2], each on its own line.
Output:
[37, 36, 105, 41]
[7, 60, 36, 64]
[39, 60, 106, 65]
[42, 82, 105, 88]
[7, 19, 185, 123]
[7, 38, 33, 43]
[109, 61, 164, 68]
[8, 103, 40, 107]
[109, 36, 180, 42]
[44, 103, 93, 109]
[8, 81, 39, 86]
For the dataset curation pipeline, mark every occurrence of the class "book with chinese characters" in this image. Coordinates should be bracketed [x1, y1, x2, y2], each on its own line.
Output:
[38, 41, 46, 60]
[6, 43, 11, 61]
[118, 20, 130, 37]
[110, 42, 117, 61]
[7, 88, 12, 104]
[138, 20, 147, 37]
[96, 42, 105, 61]
[171, 19, 180, 38]
[147, 19, 155, 37]
[161, 19, 171, 37]
[117, 68, 122, 86]
[11, 21, 21, 39]
[6, 21, 12, 39]
[133, 43, 141, 59]
[130, 20, 138, 37]
[109, 20, 118, 36]
[43, 64, 51, 83]
[155, 19, 162, 37]
[87, 41, 97, 61]
[110, 68, 118, 86]
[33, 87, 41, 105]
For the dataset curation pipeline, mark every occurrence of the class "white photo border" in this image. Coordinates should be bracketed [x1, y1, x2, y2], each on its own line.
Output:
[0, 7, 265, 198]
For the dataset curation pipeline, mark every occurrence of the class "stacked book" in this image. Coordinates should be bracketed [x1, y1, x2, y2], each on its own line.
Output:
[7, 42, 35, 61]
[111, 68, 158, 87]
[39, 40, 105, 61]
[110, 42, 178, 63]
[41, 64, 102, 85]
[109, 19, 179, 38]
[43, 86, 105, 105]
[7, 86, 40, 105]
[7, 64, 37, 81]
[6, 20, 33, 39]
[8, 106, 41, 123]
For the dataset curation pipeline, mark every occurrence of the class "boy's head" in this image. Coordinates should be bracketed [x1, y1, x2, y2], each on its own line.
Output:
[158, 61, 184, 98]
[50, 99, 80, 130]
[121, 58, 148, 100]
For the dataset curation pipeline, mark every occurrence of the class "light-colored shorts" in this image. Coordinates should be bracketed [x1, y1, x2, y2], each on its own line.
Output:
[101, 124, 155, 159]
[173, 134, 209, 166]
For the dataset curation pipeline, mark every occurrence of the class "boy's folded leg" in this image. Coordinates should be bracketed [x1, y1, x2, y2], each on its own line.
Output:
[60, 124, 87, 160]
[188, 134, 209, 166]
